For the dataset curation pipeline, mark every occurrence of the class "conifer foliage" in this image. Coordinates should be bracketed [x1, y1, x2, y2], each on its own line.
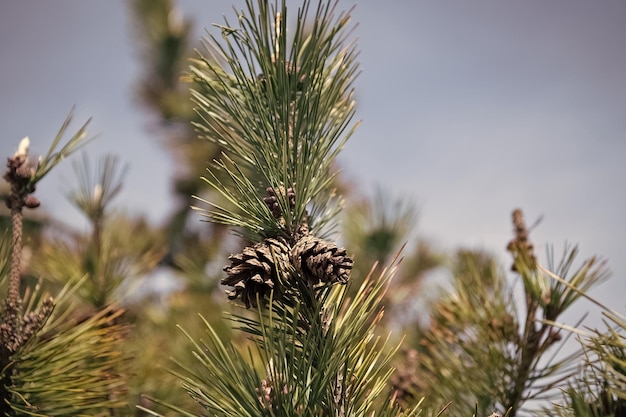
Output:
[0, 114, 129, 416]
[189, 0, 360, 307]
[140, 1, 420, 416]
[2, 2, 624, 417]
[401, 210, 612, 417]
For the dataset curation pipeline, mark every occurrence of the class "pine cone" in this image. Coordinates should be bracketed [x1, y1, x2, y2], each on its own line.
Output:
[222, 237, 292, 308]
[263, 186, 296, 219]
[291, 234, 353, 284]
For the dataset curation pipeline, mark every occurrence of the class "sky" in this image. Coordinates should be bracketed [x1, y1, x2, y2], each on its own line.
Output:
[1, 1, 625, 323]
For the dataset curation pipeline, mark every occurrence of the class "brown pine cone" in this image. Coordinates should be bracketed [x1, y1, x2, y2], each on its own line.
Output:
[291, 234, 353, 285]
[222, 237, 292, 308]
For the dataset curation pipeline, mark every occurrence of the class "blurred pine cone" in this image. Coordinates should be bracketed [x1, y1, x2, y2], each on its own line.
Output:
[390, 349, 423, 409]
[263, 186, 296, 219]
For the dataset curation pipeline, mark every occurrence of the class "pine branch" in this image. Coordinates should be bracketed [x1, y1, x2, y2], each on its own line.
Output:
[0, 112, 132, 415]
[189, 0, 360, 239]
[542, 271, 625, 416]
[8, 296, 129, 416]
[147, 254, 421, 417]
[1, 113, 90, 414]
[412, 209, 610, 416]
[143, 2, 420, 417]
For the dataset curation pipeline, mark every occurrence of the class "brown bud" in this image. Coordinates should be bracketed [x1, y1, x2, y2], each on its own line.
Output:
[24, 195, 40, 209]
[16, 163, 33, 180]
[549, 329, 562, 343]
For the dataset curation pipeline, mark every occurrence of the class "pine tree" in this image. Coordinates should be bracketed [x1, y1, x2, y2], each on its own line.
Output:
[138, 1, 422, 416]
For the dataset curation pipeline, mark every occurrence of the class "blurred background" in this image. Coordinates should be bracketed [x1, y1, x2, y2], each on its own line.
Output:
[1, 0, 624, 315]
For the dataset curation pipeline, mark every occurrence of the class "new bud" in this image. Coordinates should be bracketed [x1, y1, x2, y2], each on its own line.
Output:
[14, 136, 30, 158]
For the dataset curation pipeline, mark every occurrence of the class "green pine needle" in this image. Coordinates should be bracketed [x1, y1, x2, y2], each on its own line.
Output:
[189, 0, 360, 240]
[30, 109, 93, 189]
[6, 278, 129, 416]
[149, 252, 421, 417]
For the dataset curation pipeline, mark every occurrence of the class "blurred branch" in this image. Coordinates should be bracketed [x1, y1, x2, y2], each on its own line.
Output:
[1, 111, 90, 355]
[405, 209, 610, 416]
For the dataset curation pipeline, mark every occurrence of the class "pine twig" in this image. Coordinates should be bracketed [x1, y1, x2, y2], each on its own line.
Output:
[1, 113, 89, 413]
[1, 139, 51, 415]
[1, 139, 42, 354]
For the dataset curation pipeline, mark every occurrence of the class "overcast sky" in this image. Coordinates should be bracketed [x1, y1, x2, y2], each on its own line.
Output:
[1, 1, 625, 320]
